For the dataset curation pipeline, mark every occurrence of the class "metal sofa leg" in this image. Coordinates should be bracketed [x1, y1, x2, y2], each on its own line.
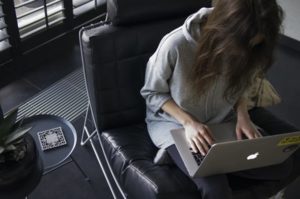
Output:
[80, 103, 127, 199]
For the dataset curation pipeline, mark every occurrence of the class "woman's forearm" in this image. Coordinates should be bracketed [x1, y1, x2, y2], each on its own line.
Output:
[161, 99, 195, 126]
[235, 96, 261, 139]
[235, 97, 250, 121]
[162, 99, 215, 153]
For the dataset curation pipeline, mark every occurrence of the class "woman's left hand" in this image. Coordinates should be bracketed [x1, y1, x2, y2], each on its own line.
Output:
[236, 116, 261, 140]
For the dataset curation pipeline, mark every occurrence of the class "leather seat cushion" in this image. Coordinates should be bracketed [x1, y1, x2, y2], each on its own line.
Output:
[101, 123, 200, 199]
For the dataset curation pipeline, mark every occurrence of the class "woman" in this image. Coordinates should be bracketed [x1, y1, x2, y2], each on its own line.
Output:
[141, 0, 300, 198]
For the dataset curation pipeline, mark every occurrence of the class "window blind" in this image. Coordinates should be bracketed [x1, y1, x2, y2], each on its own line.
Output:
[14, 0, 65, 39]
[0, 1, 11, 51]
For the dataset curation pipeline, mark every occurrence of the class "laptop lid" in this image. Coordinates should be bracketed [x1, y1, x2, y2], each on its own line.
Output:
[170, 123, 300, 177]
[170, 122, 238, 176]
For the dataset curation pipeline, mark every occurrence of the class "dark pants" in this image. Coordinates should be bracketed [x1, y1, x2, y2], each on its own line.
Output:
[166, 108, 300, 199]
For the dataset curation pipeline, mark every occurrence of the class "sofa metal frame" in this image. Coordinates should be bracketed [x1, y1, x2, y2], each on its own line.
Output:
[79, 21, 127, 199]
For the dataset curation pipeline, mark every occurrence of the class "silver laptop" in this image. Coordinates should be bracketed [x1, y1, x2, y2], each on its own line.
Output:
[170, 122, 300, 177]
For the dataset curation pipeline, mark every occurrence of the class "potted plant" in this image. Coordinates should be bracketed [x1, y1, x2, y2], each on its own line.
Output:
[0, 108, 39, 190]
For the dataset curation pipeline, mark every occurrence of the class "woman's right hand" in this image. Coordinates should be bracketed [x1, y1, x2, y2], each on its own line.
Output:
[160, 99, 215, 155]
[184, 121, 215, 156]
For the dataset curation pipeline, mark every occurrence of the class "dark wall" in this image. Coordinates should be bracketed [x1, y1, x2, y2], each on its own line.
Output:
[267, 36, 300, 128]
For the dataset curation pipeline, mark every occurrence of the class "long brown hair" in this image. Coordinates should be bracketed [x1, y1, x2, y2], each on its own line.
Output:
[191, 0, 283, 100]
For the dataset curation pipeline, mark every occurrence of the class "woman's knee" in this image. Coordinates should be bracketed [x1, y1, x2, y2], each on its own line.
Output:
[237, 157, 294, 181]
[290, 149, 300, 176]
[193, 175, 232, 199]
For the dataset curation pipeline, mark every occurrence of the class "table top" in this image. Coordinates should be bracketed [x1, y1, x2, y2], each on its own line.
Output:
[22, 114, 77, 171]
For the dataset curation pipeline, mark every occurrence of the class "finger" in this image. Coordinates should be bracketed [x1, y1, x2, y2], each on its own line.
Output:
[245, 130, 255, 139]
[201, 133, 214, 148]
[188, 139, 198, 153]
[192, 138, 206, 156]
[197, 135, 210, 153]
[202, 126, 215, 145]
[254, 130, 262, 138]
[236, 128, 243, 140]
[256, 130, 263, 137]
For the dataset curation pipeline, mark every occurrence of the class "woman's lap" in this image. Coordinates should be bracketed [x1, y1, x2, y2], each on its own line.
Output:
[165, 108, 300, 198]
[167, 144, 299, 199]
[166, 145, 232, 198]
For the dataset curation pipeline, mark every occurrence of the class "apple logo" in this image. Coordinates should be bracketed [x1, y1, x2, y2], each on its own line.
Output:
[247, 152, 259, 160]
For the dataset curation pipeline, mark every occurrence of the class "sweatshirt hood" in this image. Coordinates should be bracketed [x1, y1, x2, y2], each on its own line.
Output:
[182, 7, 214, 47]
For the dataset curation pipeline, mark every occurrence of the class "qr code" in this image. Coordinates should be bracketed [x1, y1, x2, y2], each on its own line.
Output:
[37, 127, 67, 151]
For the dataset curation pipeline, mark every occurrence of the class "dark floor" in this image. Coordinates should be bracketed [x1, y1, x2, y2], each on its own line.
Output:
[29, 114, 113, 199]
[0, 41, 300, 199]
[0, 45, 113, 199]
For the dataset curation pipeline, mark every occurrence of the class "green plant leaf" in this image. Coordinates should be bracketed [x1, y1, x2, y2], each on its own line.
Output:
[0, 146, 4, 154]
[4, 126, 32, 145]
[0, 105, 3, 122]
[0, 108, 18, 140]
[14, 138, 24, 144]
[6, 144, 16, 151]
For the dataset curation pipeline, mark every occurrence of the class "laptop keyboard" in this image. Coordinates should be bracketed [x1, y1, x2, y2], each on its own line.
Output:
[190, 148, 205, 166]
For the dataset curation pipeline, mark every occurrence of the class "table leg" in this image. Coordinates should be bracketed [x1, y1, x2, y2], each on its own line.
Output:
[71, 155, 90, 182]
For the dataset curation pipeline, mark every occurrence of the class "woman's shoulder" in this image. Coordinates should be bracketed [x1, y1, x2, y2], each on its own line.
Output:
[158, 26, 189, 51]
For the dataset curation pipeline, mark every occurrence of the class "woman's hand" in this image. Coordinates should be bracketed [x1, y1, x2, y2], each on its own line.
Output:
[161, 99, 215, 155]
[235, 96, 261, 140]
[236, 115, 261, 140]
[184, 121, 215, 155]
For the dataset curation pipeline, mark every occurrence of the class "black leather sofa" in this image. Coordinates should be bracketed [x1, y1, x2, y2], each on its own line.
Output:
[79, 0, 297, 198]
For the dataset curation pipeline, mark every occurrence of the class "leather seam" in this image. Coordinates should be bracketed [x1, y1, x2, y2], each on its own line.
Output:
[102, 130, 158, 192]
[128, 164, 158, 192]
[92, 51, 152, 66]
[99, 108, 143, 116]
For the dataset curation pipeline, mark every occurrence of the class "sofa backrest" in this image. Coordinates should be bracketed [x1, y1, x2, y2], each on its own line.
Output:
[107, 0, 211, 25]
[81, 0, 211, 131]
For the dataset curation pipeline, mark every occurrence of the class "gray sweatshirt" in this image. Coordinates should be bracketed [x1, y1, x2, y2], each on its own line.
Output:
[140, 7, 239, 149]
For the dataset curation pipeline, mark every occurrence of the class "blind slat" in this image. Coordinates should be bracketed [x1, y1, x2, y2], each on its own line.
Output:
[49, 16, 65, 26]
[0, 33, 9, 42]
[73, 0, 93, 8]
[47, 7, 65, 18]
[20, 23, 46, 39]
[0, 41, 11, 50]
[0, 21, 6, 29]
[73, 0, 105, 16]
[14, 0, 36, 9]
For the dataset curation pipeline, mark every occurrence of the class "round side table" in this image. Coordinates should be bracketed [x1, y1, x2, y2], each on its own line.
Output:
[22, 115, 77, 171]
[0, 115, 77, 199]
